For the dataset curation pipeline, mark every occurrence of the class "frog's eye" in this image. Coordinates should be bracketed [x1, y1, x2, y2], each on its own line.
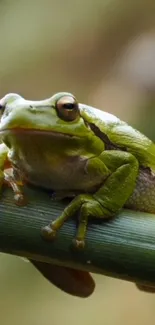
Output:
[56, 96, 79, 121]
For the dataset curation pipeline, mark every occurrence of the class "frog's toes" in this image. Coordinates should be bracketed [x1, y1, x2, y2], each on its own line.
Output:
[72, 238, 85, 250]
[14, 193, 27, 206]
[41, 224, 57, 241]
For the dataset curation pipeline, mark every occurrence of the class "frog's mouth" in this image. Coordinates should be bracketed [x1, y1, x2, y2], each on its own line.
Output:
[0, 127, 80, 139]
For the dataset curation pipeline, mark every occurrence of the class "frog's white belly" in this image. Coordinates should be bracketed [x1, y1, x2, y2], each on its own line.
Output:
[9, 149, 103, 192]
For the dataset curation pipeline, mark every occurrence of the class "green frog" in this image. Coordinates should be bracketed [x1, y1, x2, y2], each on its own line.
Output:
[0, 92, 155, 249]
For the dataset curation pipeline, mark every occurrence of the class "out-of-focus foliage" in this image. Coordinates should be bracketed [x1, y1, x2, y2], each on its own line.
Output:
[1, 0, 155, 324]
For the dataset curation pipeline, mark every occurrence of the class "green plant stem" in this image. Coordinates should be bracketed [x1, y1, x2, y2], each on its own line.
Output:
[0, 185, 155, 286]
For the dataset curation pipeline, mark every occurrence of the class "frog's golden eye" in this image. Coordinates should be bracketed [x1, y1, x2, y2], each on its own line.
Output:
[56, 96, 79, 121]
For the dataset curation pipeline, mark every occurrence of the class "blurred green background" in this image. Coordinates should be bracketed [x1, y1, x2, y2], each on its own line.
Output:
[1, 0, 155, 324]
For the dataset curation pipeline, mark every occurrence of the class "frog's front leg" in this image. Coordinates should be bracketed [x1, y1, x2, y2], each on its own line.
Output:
[4, 170, 26, 206]
[42, 150, 139, 248]
[42, 193, 98, 248]
[0, 143, 25, 205]
[0, 143, 9, 190]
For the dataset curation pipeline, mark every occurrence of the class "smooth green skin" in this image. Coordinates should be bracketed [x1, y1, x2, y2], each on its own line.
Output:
[0, 92, 155, 248]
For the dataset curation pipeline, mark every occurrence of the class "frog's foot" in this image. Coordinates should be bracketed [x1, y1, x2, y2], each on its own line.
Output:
[41, 225, 57, 241]
[72, 239, 85, 249]
[41, 194, 107, 249]
[51, 191, 76, 201]
[14, 192, 27, 206]
[4, 172, 26, 206]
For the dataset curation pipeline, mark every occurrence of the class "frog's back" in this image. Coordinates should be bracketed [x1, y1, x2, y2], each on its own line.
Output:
[80, 104, 155, 170]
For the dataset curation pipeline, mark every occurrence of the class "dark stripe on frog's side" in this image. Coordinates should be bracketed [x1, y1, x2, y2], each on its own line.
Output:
[88, 122, 127, 151]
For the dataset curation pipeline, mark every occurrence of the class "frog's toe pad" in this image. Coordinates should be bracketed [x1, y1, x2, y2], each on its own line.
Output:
[41, 225, 56, 241]
[73, 239, 85, 250]
[14, 193, 27, 206]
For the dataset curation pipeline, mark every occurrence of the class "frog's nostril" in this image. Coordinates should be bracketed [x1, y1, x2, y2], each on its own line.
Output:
[29, 105, 37, 113]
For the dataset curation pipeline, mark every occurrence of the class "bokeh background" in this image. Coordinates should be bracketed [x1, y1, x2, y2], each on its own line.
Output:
[1, 0, 155, 324]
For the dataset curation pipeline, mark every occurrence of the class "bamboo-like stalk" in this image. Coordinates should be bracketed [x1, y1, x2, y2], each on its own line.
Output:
[0, 185, 155, 287]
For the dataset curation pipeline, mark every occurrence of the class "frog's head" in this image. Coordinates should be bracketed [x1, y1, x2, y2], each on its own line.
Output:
[0, 92, 91, 138]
